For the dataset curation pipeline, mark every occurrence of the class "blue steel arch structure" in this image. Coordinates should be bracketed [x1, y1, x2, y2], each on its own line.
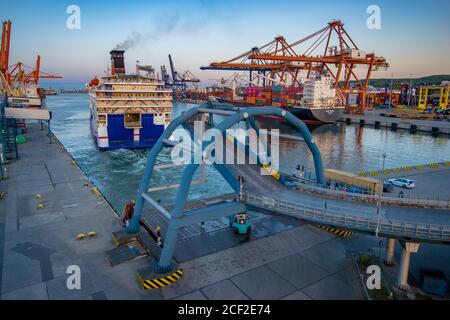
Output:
[127, 102, 325, 273]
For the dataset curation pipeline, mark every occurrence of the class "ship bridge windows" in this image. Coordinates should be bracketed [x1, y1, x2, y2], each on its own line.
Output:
[124, 113, 142, 129]
[98, 114, 107, 125]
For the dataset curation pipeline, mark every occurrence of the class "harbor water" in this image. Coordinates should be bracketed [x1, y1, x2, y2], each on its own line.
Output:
[42, 92, 450, 283]
[46, 93, 449, 213]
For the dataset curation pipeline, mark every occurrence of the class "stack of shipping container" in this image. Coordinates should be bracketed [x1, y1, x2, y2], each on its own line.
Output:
[204, 85, 305, 107]
[271, 86, 285, 107]
[285, 87, 301, 106]
[261, 87, 272, 105]
[242, 86, 303, 107]
[245, 86, 259, 104]
[366, 92, 401, 108]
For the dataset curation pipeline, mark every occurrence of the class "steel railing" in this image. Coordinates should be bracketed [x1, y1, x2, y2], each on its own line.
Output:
[244, 191, 450, 242]
[294, 183, 450, 209]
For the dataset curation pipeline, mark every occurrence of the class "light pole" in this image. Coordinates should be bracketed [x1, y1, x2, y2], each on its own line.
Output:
[375, 153, 386, 237]
[408, 73, 413, 107]
[388, 73, 394, 107]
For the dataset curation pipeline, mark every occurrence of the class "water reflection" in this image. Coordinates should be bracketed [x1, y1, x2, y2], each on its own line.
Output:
[46, 95, 449, 212]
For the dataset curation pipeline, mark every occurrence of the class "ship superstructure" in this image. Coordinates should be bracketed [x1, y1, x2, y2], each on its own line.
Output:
[300, 76, 338, 108]
[288, 76, 345, 123]
[88, 50, 172, 150]
[214, 75, 345, 123]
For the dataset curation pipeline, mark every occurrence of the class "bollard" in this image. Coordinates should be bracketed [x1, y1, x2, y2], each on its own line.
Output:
[391, 122, 398, 131]
[431, 127, 439, 137]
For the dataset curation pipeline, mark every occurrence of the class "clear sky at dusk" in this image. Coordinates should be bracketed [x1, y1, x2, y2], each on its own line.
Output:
[2, 0, 450, 82]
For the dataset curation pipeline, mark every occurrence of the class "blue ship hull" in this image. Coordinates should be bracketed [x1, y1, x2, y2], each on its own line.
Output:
[92, 113, 165, 151]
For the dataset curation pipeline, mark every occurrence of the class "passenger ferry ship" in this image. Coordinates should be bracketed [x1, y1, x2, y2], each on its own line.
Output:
[88, 50, 172, 150]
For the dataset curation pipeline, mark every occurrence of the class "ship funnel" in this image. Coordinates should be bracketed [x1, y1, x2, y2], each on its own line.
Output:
[110, 50, 125, 75]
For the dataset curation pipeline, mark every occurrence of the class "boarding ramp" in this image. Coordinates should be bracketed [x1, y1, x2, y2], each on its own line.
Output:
[223, 157, 450, 243]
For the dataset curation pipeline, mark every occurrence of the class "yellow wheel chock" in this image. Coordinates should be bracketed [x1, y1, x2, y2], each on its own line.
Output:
[77, 232, 96, 240]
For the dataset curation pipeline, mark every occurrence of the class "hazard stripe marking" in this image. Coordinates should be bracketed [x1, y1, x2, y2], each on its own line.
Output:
[144, 280, 158, 289]
[138, 268, 184, 290]
[172, 273, 181, 280]
[153, 279, 165, 287]
[166, 275, 177, 282]
[319, 226, 354, 238]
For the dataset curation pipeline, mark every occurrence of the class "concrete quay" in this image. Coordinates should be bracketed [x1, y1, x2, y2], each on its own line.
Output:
[0, 123, 367, 300]
[341, 112, 450, 134]
[0, 123, 149, 300]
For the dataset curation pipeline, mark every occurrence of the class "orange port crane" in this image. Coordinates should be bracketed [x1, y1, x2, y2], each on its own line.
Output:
[0, 20, 11, 74]
[202, 20, 389, 114]
[0, 20, 62, 96]
[0, 20, 12, 93]
[7, 55, 62, 85]
[201, 36, 321, 87]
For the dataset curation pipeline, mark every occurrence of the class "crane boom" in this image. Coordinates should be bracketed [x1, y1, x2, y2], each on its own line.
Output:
[201, 20, 388, 114]
[168, 54, 176, 83]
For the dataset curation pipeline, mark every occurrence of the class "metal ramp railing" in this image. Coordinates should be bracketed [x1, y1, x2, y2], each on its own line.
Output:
[244, 191, 450, 243]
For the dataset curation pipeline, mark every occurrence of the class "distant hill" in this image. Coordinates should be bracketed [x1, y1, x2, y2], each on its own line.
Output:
[342, 75, 450, 88]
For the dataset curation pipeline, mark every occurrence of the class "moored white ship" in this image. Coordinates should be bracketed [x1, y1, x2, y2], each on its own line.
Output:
[6, 83, 46, 108]
[88, 50, 172, 150]
[287, 76, 345, 123]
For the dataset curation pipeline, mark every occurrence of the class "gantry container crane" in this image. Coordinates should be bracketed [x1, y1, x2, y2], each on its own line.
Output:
[201, 20, 389, 114]
[166, 54, 200, 91]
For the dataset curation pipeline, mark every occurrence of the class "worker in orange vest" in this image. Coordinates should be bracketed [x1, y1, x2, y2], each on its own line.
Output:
[122, 200, 135, 227]
[156, 225, 162, 246]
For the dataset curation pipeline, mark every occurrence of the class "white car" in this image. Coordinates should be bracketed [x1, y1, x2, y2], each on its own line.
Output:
[388, 178, 415, 189]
